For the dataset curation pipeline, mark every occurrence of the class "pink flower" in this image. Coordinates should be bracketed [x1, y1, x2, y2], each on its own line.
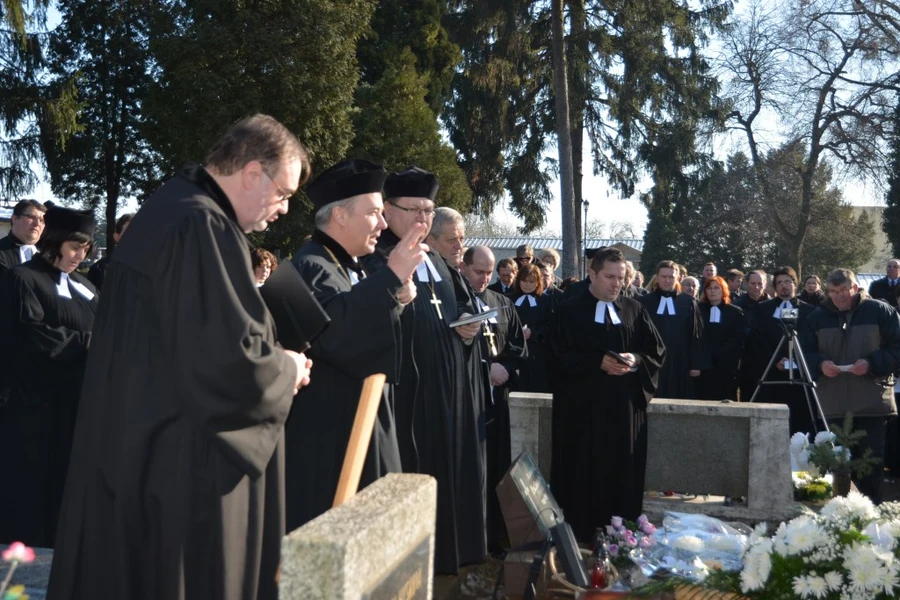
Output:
[611, 516, 623, 528]
[625, 535, 638, 548]
[637, 514, 649, 525]
[640, 522, 657, 535]
[608, 544, 619, 556]
[625, 529, 634, 537]
[2, 542, 35, 563]
[606, 525, 617, 536]
[639, 536, 654, 549]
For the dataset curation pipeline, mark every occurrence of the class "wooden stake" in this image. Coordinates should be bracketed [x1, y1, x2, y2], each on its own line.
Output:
[333, 373, 387, 507]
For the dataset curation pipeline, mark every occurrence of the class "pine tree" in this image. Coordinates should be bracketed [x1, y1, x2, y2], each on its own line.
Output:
[883, 95, 900, 259]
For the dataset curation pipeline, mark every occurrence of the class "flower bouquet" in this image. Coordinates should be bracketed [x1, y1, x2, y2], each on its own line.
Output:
[792, 471, 833, 502]
[636, 493, 900, 599]
[603, 514, 657, 569]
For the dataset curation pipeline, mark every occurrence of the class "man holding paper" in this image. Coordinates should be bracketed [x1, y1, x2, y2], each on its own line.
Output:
[801, 269, 900, 503]
[364, 166, 487, 574]
[551, 247, 665, 543]
[285, 159, 426, 530]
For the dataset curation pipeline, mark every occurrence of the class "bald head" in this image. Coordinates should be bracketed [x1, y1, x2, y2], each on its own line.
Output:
[462, 245, 496, 292]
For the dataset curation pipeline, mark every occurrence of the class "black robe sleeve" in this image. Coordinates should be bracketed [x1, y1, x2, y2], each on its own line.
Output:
[157, 211, 298, 480]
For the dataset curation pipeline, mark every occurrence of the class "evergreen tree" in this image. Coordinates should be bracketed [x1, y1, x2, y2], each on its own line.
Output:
[43, 0, 155, 249]
[349, 48, 471, 212]
[142, 0, 377, 254]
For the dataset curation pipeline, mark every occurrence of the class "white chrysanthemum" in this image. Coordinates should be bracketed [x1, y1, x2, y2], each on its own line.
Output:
[845, 542, 884, 592]
[673, 535, 704, 553]
[822, 491, 878, 523]
[783, 515, 827, 555]
[807, 575, 829, 598]
[740, 540, 773, 592]
[791, 431, 810, 453]
[708, 535, 743, 553]
[863, 521, 898, 551]
[792, 575, 811, 597]
[824, 570, 843, 590]
[814, 431, 836, 446]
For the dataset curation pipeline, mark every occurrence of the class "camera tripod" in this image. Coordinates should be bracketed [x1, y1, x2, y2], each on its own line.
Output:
[749, 318, 830, 434]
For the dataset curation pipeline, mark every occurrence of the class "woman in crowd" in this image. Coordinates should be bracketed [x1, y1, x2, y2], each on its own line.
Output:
[512, 263, 551, 392]
[0, 207, 98, 547]
[799, 274, 826, 306]
[696, 276, 746, 401]
[251, 247, 278, 287]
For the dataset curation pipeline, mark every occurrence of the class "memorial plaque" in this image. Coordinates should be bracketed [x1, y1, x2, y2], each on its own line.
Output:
[362, 536, 430, 600]
[496, 450, 562, 548]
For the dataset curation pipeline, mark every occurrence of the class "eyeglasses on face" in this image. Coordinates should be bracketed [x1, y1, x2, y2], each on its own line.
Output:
[390, 203, 435, 217]
[262, 170, 294, 202]
[17, 212, 45, 224]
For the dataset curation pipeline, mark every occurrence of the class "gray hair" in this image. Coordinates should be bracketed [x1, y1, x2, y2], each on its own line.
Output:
[826, 268, 858, 289]
[537, 248, 561, 269]
[314, 196, 359, 228]
[429, 206, 464, 239]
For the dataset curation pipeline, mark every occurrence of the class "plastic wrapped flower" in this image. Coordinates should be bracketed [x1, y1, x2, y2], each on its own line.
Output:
[1, 543, 34, 564]
[814, 430, 837, 446]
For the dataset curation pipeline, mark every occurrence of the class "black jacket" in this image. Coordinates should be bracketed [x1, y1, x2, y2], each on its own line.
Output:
[868, 277, 900, 309]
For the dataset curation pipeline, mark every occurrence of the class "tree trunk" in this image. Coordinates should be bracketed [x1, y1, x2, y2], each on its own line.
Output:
[567, 0, 586, 276]
[551, 0, 578, 279]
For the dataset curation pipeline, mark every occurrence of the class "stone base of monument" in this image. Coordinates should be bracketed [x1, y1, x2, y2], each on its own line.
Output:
[280, 473, 437, 600]
[641, 492, 801, 526]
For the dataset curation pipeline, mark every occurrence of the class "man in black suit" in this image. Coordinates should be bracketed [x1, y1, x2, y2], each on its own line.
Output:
[868, 259, 900, 309]
[487, 256, 517, 295]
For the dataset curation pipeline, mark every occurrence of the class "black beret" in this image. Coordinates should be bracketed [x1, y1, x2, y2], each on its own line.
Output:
[383, 166, 439, 201]
[305, 158, 386, 210]
[44, 207, 96, 236]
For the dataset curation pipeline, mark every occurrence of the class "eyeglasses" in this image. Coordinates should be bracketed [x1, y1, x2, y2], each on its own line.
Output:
[390, 203, 435, 217]
[17, 212, 44, 224]
[263, 170, 294, 202]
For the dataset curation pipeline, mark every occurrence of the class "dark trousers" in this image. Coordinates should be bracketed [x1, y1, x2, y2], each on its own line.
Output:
[827, 416, 887, 504]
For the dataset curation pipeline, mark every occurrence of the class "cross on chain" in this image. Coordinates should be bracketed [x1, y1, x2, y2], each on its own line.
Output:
[430, 291, 443, 320]
[483, 324, 498, 356]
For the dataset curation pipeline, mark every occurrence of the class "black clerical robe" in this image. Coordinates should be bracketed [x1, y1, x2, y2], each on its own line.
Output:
[0, 256, 97, 548]
[696, 303, 746, 401]
[477, 288, 527, 550]
[87, 254, 111, 290]
[637, 290, 705, 399]
[551, 290, 665, 543]
[365, 229, 487, 574]
[734, 293, 768, 400]
[47, 166, 298, 600]
[745, 296, 816, 433]
[512, 292, 552, 392]
[285, 230, 404, 531]
[0, 232, 30, 274]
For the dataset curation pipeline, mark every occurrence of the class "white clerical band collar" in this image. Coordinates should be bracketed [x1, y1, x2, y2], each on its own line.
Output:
[18, 245, 36, 264]
[415, 254, 442, 283]
[657, 296, 676, 316]
[595, 301, 621, 325]
[710, 305, 721, 323]
[515, 294, 537, 307]
[56, 272, 95, 301]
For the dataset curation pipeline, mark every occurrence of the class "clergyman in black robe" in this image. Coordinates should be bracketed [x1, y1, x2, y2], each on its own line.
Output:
[0, 199, 45, 274]
[47, 116, 312, 600]
[734, 270, 770, 400]
[637, 261, 705, 399]
[0, 207, 98, 548]
[285, 159, 423, 530]
[363, 166, 487, 573]
[86, 213, 133, 291]
[461, 245, 528, 551]
[551, 248, 665, 543]
[696, 278, 746, 401]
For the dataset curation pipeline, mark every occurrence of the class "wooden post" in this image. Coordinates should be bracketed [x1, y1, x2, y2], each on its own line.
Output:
[332, 373, 387, 507]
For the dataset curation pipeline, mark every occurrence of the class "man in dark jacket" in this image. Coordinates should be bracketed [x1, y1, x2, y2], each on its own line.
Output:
[868, 259, 900, 309]
[802, 269, 900, 504]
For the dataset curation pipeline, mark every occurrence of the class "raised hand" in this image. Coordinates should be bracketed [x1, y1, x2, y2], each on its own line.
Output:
[387, 222, 429, 283]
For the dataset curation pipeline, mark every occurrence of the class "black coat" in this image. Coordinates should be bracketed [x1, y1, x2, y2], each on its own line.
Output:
[869, 277, 900, 309]
[696, 303, 746, 401]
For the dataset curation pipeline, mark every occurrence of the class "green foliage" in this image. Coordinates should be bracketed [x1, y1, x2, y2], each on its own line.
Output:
[142, 0, 377, 254]
[883, 95, 900, 259]
[42, 0, 156, 247]
[809, 412, 880, 479]
[350, 48, 470, 213]
[0, 0, 80, 200]
[356, 0, 459, 114]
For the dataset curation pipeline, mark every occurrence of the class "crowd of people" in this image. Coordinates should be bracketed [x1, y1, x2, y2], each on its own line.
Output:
[0, 114, 898, 599]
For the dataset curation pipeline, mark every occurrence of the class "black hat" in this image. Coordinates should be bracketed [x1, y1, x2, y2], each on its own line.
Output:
[305, 158, 386, 210]
[44, 207, 96, 236]
[383, 166, 439, 201]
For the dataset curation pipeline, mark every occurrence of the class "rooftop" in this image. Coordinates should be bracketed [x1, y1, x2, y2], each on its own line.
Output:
[466, 236, 645, 252]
